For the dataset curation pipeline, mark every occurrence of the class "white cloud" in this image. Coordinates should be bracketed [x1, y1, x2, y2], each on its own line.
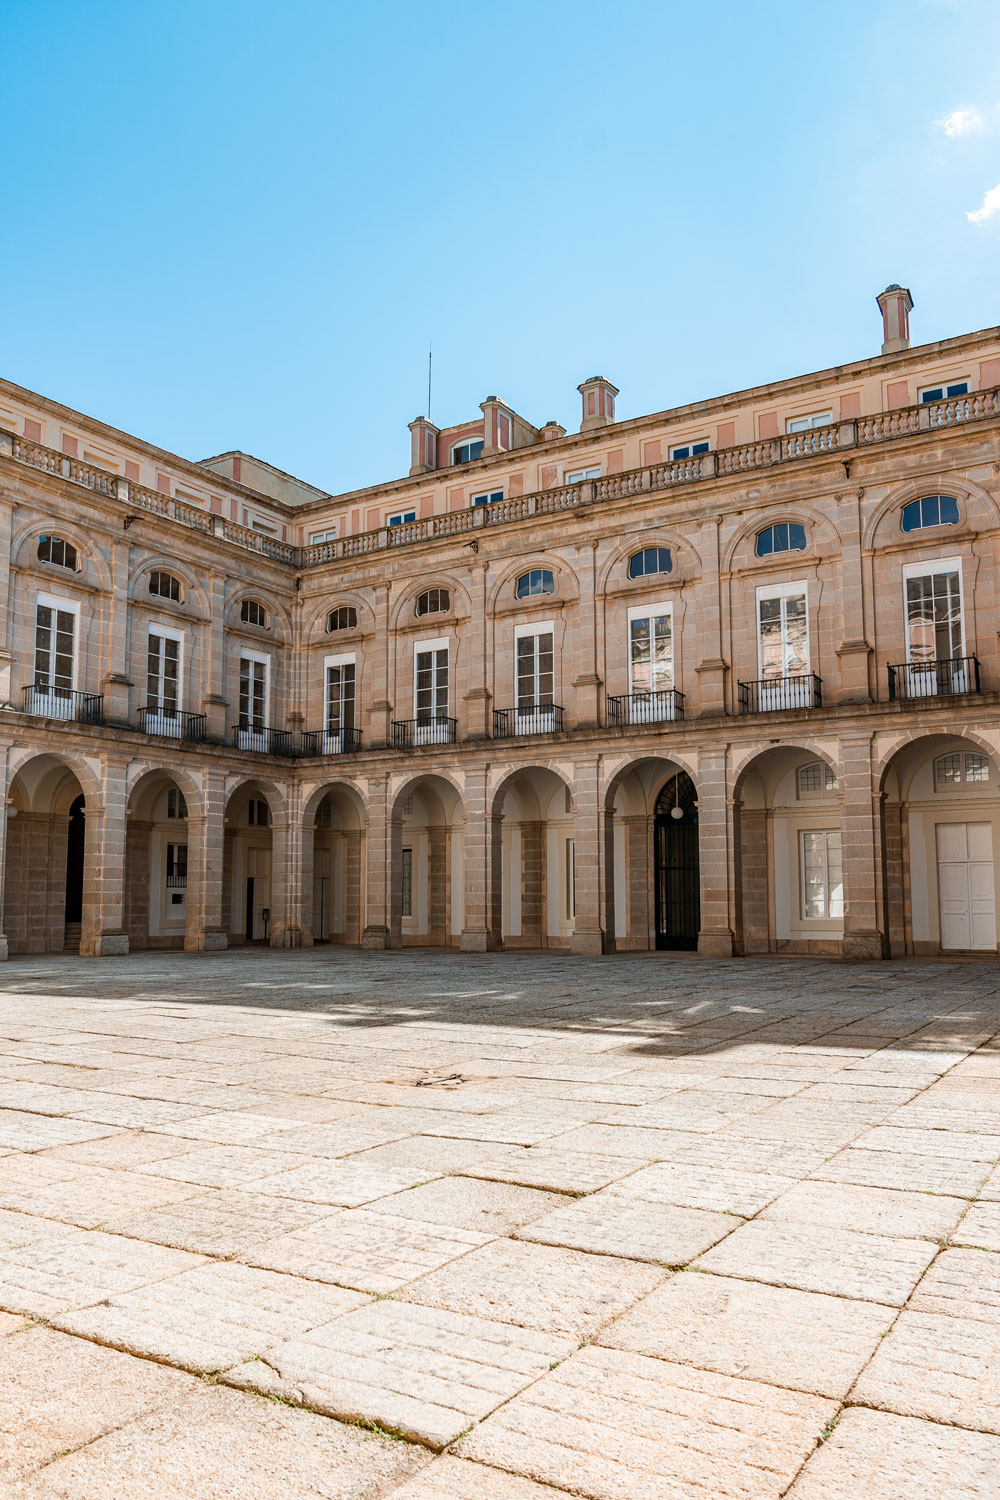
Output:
[936, 107, 983, 137]
[967, 182, 1000, 225]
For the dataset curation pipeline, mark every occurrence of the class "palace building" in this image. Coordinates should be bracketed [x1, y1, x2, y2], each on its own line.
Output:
[1, 285, 999, 962]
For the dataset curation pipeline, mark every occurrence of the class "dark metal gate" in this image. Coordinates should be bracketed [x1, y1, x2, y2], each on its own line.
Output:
[654, 772, 700, 950]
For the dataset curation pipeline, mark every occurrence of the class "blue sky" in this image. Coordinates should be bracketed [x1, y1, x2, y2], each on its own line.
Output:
[2, 0, 999, 495]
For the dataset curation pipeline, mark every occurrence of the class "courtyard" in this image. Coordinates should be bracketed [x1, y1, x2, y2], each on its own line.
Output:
[0, 948, 996, 1498]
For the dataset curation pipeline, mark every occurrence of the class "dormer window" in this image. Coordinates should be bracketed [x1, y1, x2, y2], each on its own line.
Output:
[327, 606, 358, 632]
[240, 599, 269, 628]
[416, 588, 450, 616]
[901, 495, 959, 533]
[628, 547, 672, 579]
[515, 569, 555, 599]
[451, 440, 484, 466]
[756, 523, 806, 557]
[37, 535, 77, 570]
[149, 571, 181, 601]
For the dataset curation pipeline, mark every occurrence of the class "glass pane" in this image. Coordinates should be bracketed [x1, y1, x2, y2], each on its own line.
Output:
[965, 753, 989, 782]
[801, 831, 827, 919]
[936, 754, 961, 785]
[630, 617, 651, 692]
[783, 594, 808, 675]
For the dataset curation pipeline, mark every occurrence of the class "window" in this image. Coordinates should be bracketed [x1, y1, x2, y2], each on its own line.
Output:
[325, 657, 356, 732]
[800, 830, 843, 920]
[388, 510, 416, 527]
[451, 440, 484, 466]
[628, 547, 672, 579]
[149, 571, 181, 602]
[401, 847, 414, 918]
[146, 627, 182, 728]
[165, 842, 188, 888]
[670, 441, 709, 459]
[247, 798, 270, 826]
[250, 521, 276, 535]
[240, 599, 269, 628]
[308, 529, 338, 545]
[472, 490, 503, 507]
[514, 569, 555, 599]
[758, 581, 809, 684]
[786, 412, 833, 433]
[416, 588, 450, 616]
[565, 466, 600, 483]
[904, 561, 963, 665]
[901, 495, 959, 532]
[33, 596, 77, 708]
[415, 641, 449, 723]
[37, 535, 77, 570]
[238, 653, 269, 732]
[327, 606, 358, 632]
[797, 761, 837, 797]
[936, 752, 990, 787]
[166, 788, 188, 819]
[920, 381, 969, 402]
[628, 603, 673, 695]
[516, 624, 554, 711]
[756, 523, 807, 557]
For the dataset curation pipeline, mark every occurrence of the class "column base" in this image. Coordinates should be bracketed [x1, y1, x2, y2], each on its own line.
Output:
[571, 928, 606, 956]
[84, 933, 130, 957]
[362, 925, 389, 950]
[842, 930, 885, 961]
[697, 929, 734, 958]
[460, 928, 493, 953]
[0, 935, 7, 961]
[270, 926, 305, 949]
[185, 929, 228, 953]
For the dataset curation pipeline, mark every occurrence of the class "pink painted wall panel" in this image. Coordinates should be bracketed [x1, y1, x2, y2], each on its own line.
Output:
[758, 412, 778, 440]
[886, 381, 910, 410]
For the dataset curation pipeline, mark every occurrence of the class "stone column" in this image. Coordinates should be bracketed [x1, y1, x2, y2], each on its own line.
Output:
[572, 542, 602, 729]
[839, 733, 885, 960]
[460, 765, 497, 951]
[735, 803, 769, 954]
[367, 585, 393, 748]
[624, 813, 652, 951]
[427, 825, 449, 943]
[184, 771, 228, 951]
[519, 821, 544, 947]
[124, 819, 152, 949]
[696, 747, 734, 956]
[0, 744, 11, 959]
[0, 502, 13, 708]
[80, 763, 129, 957]
[270, 782, 303, 947]
[362, 774, 390, 947]
[570, 757, 607, 955]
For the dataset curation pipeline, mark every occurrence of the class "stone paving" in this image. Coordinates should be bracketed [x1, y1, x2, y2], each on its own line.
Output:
[0, 948, 997, 1497]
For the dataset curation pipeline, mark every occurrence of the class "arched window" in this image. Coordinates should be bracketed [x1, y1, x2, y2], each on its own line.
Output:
[415, 588, 450, 616]
[246, 797, 270, 826]
[902, 495, 959, 533]
[935, 752, 990, 786]
[756, 522, 806, 557]
[149, 571, 181, 601]
[515, 568, 555, 599]
[327, 606, 358, 632]
[797, 761, 836, 797]
[628, 547, 672, 579]
[451, 439, 484, 466]
[240, 598, 269, 628]
[37, 535, 77, 570]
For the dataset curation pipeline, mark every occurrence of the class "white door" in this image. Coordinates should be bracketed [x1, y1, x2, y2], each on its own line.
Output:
[247, 846, 271, 941]
[937, 822, 996, 950]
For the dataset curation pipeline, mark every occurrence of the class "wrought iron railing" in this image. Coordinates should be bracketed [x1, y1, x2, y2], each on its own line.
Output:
[888, 656, 981, 700]
[232, 725, 294, 755]
[493, 704, 565, 738]
[22, 685, 104, 723]
[738, 674, 823, 714]
[165, 873, 187, 889]
[607, 690, 684, 726]
[138, 708, 207, 741]
[300, 726, 363, 755]
[392, 716, 457, 748]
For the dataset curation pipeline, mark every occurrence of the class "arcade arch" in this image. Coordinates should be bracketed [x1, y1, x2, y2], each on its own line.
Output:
[389, 774, 464, 946]
[492, 767, 574, 949]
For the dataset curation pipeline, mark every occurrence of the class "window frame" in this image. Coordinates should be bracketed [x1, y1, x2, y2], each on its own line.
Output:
[670, 440, 710, 459]
[901, 556, 966, 665]
[148, 570, 182, 603]
[799, 828, 844, 922]
[513, 619, 556, 711]
[756, 578, 810, 680]
[628, 547, 673, 580]
[564, 465, 601, 484]
[450, 439, 484, 466]
[415, 588, 450, 617]
[797, 761, 837, 799]
[238, 647, 271, 732]
[323, 651, 356, 733]
[36, 535, 78, 571]
[471, 489, 503, 507]
[627, 600, 674, 696]
[387, 510, 416, 527]
[326, 605, 358, 633]
[900, 495, 960, 533]
[239, 598, 270, 630]
[34, 590, 80, 695]
[785, 411, 833, 433]
[413, 635, 450, 722]
[146, 622, 184, 718]
[308, 528, 338, 545]
[919, 379, 969, 403]
[514, 568, 555, 600]
[755, 522, 807, 558]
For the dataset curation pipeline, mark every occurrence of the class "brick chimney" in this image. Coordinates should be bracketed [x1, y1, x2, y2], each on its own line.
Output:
[876, 284, 914, 355]
[577, 376, 618, 432]
[408, 416, 439, 475]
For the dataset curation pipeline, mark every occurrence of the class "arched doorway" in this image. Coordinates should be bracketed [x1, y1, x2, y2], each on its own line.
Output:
[304, 782, 367, 946]
[224, 783, 276, 945]
[389, 774, 464, 947]
[3, 755, 88, 954]
[654, 771, 700, 950]
[491, 767, 574, 950]
[125, 771, 198, 950]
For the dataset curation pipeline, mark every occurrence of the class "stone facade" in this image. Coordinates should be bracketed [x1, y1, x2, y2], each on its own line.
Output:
[2, 288, 1000, 961]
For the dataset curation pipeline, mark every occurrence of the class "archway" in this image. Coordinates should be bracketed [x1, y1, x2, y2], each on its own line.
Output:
[4, 755, 88, 953]
[492, 767, 574, 950]
[303, 782, 367, 945]
[734, 746, 842, 956]
[224, 782, 277, 944]
[125, 770, 200, 950]
[881, 734, 1000, 956]
[389, 775, 464, 947]
[603, 757, 699, 952]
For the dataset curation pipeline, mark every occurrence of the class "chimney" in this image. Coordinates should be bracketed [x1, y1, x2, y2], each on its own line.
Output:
[540, 419, 566, 442]
[408, 416, 439, 475]
[577, 375, 618, 432]
[877, 284, 914, 355]
[480, 396, 513, 455]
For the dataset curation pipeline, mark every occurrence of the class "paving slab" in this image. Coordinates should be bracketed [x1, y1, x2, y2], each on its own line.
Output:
[253, 1115, 434, 1159]
[228, 1298, 576, 1448]
[343, 1135, 497, 1174]
[809, 1146, 988, 1197]
[368, 1176, 566, 1233]
[149, 1111, 327, 1145]
[668, 1132, 834, 1177]
[784, 1407, 1000, 1499]
[105, 1189, 338, 1256]
[39, 1130, 202, 1169]
[54, 1260, 365, 1372]
[853, 1303, 1000, 1433]
[599, 1272, 895, 1397]
[760, 1179, 967, 1240]
[851, 1124, 1000, 1161]
[387, 1455, 569, 1497]
[907, 1246, 1000, 1319]
[457, 1146, 640, 1194]
[456, 1344, 836, 1500]
[0, 1154, 196, 1228]
[11, 1381, 427, 1499]
[952, 1199, 1000, 1251]
[695, 1219, 937, 1306]
[401, 1237, 664, 1337]
[0, 1227, 202, 1318]
[542, 1122, 690, 1160]
[132, 1143, 312, 1189]
[516, 1192, 737, 1264]
[253, 1159, 434, 1207]
[245, 1208, 492, 1293]
[608, 1159, 797, 1216]
[0, 1111, 115, 1152]
[0, 1325, 196, 1485]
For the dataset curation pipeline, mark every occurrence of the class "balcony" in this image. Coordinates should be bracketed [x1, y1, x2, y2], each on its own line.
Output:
[607, 690, 684, 726]
[888, 656, 981, 701]
[232, 725, 294, 755]
[493, 704, 565, 738]
[392, 716, 457, 749]
[300, 726, 363, 756]
[738, 674, 823, 714]
[23, 685, 104, 724]
[138, 708, 207, 742]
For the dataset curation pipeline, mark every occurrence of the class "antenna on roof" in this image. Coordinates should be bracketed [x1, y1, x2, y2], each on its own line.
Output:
[427, 345, 432, 421]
